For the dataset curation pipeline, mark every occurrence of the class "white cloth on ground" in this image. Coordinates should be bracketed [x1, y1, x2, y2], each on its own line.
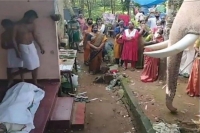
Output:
[19, 42, 40, 70]
[7, 49, 23, 68]
[179, 46, 195, 75]
[0, 82, 45, 133]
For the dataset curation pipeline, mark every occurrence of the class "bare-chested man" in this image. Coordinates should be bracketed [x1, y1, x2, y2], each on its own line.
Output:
[8, 10, 45, 88]
[1, 19, 24, 83]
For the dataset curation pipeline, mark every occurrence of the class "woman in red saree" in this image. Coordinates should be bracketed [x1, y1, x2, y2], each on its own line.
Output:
[121, 22, 145, 71]
[186, 38, 200, 97]
[141, 28, 164, 82]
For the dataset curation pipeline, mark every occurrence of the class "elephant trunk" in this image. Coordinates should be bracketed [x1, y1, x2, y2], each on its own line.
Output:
[143, 34, 198, 113]
[166, 52, 183, 113]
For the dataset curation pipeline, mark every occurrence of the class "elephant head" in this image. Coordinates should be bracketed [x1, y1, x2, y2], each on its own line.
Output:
[144, 0, 200, 113]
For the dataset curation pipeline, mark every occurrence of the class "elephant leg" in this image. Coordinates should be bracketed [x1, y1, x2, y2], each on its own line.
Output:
[166, 52, 183, 113]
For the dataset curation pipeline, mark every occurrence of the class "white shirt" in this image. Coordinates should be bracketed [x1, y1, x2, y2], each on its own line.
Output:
[125, 29, 137, 38]
[148, 17, 157, 29]
[135, 13, 143, 22]
[98, 24, 106, 34]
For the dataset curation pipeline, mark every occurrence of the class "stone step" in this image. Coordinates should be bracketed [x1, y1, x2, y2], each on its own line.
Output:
[71, 102, 86, 130]
[48, 97, 74, 130]
[30, 81, 60, 133]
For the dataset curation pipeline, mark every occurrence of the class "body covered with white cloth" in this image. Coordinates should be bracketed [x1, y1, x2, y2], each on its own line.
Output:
[0, 82, 45, 132]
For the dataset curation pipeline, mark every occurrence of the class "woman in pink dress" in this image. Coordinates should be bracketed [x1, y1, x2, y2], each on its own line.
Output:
[121, 22, 145, 71]
[77, 14, 86, 34]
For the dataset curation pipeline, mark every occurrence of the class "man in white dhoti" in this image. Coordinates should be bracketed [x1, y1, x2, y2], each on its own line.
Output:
[179, 45, 195, 78]
[8, 10, 45, 88]
[1, 19, 24, 83]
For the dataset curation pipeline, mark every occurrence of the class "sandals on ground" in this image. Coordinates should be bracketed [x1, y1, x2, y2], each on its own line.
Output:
[123, 67, 127, 71]
[131, 68, 135, 71]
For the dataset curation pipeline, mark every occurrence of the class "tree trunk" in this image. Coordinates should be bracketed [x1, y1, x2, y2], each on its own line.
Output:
[64, 0, 75, 15]
[158, 0, 183, 84]
[86, 0, 91, 18]
[113, 0, 115, 14]
[127, 0, 130, 15]
[103, 0, 105, 12]
[110, 0, 114, 14]
[71, 0, 75, 7]
[80, 0, 84, 14]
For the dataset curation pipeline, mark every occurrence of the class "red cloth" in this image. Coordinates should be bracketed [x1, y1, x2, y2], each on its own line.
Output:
[186, 58, 200, 97]
[153, 36, 164, 43]
[121, 30, 140, 61]
[152, 27, 158, 34]
[118, 14, 130, 26]
[141, 48, 159, 82]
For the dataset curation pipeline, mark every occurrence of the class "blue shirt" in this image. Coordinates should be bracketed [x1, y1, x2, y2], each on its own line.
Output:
[114, 26, 127, 36]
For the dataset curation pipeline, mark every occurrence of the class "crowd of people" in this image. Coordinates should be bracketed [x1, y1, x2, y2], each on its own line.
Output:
[113, 11, 165, 82]
[71, 11, 165, 81]
[1, 9, 198, 97]
[74, 10, 199, 97]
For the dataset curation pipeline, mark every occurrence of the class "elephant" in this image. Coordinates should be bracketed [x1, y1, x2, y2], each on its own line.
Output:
[143, 0, 200, 113]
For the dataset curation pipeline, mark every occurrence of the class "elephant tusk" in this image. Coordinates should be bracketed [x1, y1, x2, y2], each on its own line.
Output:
[144, 40, 169, 50]
[144, 34, 199, 58]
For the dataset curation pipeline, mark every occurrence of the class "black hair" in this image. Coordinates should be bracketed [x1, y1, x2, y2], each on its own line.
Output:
[71, 15, 77, 19]
[91, 24, 98, 32]
[92, 24, 97, 28]
[129, 21, 134, 25]
[87, 18, 93, 22]
[1, 19, 14, 28]
[141, 11, 145, 15]
[139, 20, 146, 24]
[118, 19, 121, 23]
[23, 10, 38, 20]
[159, 29, 164, 35]
[96, 17, 102, 23]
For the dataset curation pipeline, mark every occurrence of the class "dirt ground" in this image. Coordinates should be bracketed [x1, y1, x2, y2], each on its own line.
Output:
[72, 37, 199, 132]
[123, 66, 199, 126]
[72, 54, 136, 133]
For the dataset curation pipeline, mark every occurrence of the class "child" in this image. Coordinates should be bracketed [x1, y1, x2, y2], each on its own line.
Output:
[1, 19, 24, 86]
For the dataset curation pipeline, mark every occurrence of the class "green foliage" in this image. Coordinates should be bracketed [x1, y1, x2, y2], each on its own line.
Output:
[74, 0, 127, 19]
[122, 0, 130, 13]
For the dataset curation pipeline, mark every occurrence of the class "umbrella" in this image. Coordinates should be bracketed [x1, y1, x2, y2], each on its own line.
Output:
[133, 0, 167, 7]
